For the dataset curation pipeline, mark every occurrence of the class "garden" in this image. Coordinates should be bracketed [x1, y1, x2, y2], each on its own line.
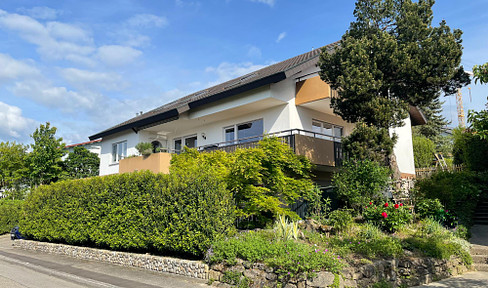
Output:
[2, 135, 487, 287]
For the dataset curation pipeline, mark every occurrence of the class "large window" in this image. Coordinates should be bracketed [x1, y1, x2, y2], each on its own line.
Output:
[224, 119, 263, 143]
[174, 135, 197, 153]
[312, 120, 343, 140]
[112, 141, 127, 163]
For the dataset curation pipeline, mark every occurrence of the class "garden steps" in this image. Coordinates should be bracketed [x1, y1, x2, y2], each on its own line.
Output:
[473, 199, 488, 225]
[472, 263, 488, 272]
[471, 244, 488, 272]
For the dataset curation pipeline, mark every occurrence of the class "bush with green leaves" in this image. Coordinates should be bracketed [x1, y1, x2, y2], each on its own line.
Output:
[327, 209, 354, 233]
[21, 170, 235, 257]
[332, 160, 390, 211]
[135, 142, 153, 156]
[416, 171, 483, 226]
[210, 231, 345, 279]
[453, 127, 488, 172]
[363, 201, 412, 232]
[0, 200, 23, 234]
[171, 137, 316, 226]
[412, 136, 435, 168]
[274, 215, 299, 241]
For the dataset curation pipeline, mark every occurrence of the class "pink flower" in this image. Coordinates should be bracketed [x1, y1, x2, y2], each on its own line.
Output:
[381, 212, 388, 218]
[384, 203, 389, 207]
[400, 203, 403, 206]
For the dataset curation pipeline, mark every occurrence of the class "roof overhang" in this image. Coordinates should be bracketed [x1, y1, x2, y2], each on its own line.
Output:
[409, 105, 428, 126]
[88, 72, 287, 141]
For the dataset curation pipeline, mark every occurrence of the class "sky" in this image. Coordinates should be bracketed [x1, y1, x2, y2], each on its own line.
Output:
[0, 0, 486, 145]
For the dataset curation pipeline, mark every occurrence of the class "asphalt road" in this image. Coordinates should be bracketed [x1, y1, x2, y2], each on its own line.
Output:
[0, 235, 209, 288]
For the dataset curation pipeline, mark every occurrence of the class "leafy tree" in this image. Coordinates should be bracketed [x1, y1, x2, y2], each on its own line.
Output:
[319, 0, 470, 163]
[27, 122, 66, 185]
[453, 127, 488, 172]
[332, 159, 391, 211]
[0, 142, 28, 199]
[473, 62, 488, 84]
[63, 146, 100, 179]
[468, 110, 488, 140]
[170, 137, 316, 226]
[412, 135, 435, 168]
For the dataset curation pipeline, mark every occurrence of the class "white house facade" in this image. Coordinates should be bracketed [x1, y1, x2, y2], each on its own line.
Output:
[89, 43, 425, 183]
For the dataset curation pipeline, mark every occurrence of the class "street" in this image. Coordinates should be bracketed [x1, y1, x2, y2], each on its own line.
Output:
[0, 235, 209, 288]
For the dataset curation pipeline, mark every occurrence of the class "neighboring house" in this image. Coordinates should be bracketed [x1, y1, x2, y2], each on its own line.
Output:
[89, 43, 426, 185]
[63, 139, 102, 160]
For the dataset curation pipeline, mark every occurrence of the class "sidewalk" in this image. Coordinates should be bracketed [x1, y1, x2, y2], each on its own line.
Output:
[0, 235, 209, 288]
[414, 224, 488, 288]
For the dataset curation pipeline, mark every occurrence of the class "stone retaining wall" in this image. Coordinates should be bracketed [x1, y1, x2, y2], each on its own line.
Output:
[209, 256, 469, 288]
[13, 239, 208, 280]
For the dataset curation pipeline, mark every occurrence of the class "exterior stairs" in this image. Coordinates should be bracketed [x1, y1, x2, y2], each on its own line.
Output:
[474, 198, 488, 225]
[471, 244, 488, 272]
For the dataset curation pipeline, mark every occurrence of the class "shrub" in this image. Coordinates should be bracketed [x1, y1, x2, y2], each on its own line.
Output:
[328, 209, 354, 233]
[0, 200, 23, 234]
[210, 231, 345, 278]
[171, 137, 316, 227]
[453, 127, 488, 172]
[363, 201, 412, 232]
[274, 215, 299, 241]
[135, 142, 153, 155]
[412, 136, 435, 168]
[332, 160, 390, 211]
[21, 170, 235, 257]
[414, 198, 444, 219]
[416, 171, 481, 226]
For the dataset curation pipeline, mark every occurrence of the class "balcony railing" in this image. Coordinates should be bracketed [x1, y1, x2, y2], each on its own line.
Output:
[198, 129, 343, 167]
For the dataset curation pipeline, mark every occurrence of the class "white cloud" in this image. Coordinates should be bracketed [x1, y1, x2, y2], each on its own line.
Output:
[18, 6, 61, 20]
[127, 14, 168, 28]
[61, 68, 126, 91]
[205, 62, 267, 86]
[0, 10, 96, 65]
[46, 21, 92, 43]
[276, 32, 286, 43]
[175, 0, 202, 9]
[11, 80, 99, 114]
[247, 45, 262, 58]
[250, 0, 275, 7]
[0, 101, 37, 141]
[97, 45, 142, 67]
[0, 53, 40, 82]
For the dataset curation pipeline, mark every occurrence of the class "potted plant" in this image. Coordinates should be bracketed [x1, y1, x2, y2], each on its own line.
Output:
[135, 142, 153, 156]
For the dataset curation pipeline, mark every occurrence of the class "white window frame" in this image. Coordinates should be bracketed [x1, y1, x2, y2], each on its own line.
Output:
[112, 141, 127, 163]
[223, 118, 264, 143]
[311, 119, 343, 140]
[173, 134, 198, 153]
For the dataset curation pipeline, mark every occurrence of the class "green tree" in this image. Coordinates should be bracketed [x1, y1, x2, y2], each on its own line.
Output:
[342, 123, 396, 165]
[453, 127, 488, 172]
[413, 97, 449, 140]
[319, 0, 470, 162]
[332, 159, 391, 211]
[0, 142, 28, 199]
[473, 62, 488, 84]
[28, 122, 66, 185]
[63, 146, 100, 179]
[412, 135, 435, 168]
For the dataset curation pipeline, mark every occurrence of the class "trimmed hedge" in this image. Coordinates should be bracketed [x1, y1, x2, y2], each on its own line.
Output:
[0, 200, 23, 234]
[21, 170, 235, 257]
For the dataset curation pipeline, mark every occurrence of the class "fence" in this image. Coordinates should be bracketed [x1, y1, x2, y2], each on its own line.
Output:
[415, 165, 464, 179]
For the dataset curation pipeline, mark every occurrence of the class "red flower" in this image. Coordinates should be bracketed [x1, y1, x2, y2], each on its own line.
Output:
[381, 212, 388, 218]
[394, 204, 399, 209]
[384, 203, 389, 207]
[400, 203, 403, 206]
[369, 202, 372, 205]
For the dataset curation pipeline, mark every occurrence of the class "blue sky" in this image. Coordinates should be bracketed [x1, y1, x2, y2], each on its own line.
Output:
[0, 0, 486, 144]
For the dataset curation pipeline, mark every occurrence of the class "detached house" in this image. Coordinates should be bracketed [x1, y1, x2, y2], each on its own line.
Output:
[89, 43, 426, 185]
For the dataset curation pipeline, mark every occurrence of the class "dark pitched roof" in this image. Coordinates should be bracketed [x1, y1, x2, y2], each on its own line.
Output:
[89, 43, 338, 140]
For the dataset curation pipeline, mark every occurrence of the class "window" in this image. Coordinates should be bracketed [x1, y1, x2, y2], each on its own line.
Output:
[312, 120, 343, 140]
[174, 135, 197, 153]
[112, 141, 127, 163]
[224, 119, 263, 143]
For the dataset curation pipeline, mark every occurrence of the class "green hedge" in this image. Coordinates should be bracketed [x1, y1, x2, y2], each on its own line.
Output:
[21, 170, 235, 257]
[0, 200, 23, 234]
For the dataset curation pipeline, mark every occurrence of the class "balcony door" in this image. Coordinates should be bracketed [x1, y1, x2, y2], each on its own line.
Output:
[224, 119, 263, 144]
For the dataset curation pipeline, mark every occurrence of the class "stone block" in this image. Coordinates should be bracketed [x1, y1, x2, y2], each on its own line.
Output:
[306, 271, 335, 288]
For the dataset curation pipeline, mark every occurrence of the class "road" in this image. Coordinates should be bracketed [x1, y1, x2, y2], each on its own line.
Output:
[0, 235, 209, 288]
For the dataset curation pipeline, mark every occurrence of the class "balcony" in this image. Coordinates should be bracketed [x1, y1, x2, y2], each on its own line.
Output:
[199, 129, 343, 167]
[119, 152, 172, 174]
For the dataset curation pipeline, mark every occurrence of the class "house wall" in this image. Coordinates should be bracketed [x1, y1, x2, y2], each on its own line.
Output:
[390, 117, 416, 177]
[99, 131, 140, 176]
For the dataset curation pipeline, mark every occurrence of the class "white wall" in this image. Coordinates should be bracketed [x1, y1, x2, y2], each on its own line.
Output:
[99, 131, 140, 176]
[390, 117, 416, 176]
